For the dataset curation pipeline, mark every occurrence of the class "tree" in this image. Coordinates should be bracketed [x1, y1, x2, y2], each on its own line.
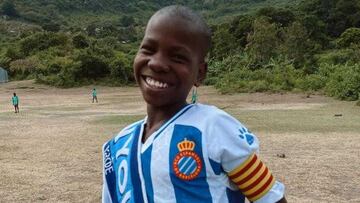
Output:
[245, 17, 279, 68]
[256, 7, 295, 27]
[299, 14, 328, 48]
[281, 22, 312, 68]
[120, 15, 135, 27]
[9, 58, 39, 77]
[41, 21, 61, 32]
[229, 15, 253, 48]
[72, 34, 89, 49]
[1, 0, 18, 17]
[110, 53, 132, 83]
[210, 24, 238, 60]
[19, 32, 69, 56]
[327, 0, 360, 36]
[72, 49, 110, 80]
[337, 27, 360, 48]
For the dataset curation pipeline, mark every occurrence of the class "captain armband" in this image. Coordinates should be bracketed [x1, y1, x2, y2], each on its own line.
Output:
[228, 154, 275, 202]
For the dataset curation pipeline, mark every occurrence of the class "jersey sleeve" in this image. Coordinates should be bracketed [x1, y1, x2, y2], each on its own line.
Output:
[207, 111, 285, 202]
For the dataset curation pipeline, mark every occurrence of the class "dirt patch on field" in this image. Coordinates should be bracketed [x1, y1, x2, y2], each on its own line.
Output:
[1, 80, 359, 202]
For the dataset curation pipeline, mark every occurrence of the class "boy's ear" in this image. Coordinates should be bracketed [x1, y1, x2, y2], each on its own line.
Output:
[195, 62, 207, 87]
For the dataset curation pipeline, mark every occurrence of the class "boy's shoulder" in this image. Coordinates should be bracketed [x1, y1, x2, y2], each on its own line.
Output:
[188, 103, 239, 123]
[191, 103, 226, 114]
[180, 103, 244, 131]
[106, 119, 144, 144]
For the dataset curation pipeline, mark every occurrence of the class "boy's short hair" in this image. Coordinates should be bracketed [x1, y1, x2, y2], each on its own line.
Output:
[149, 5, 212, 58]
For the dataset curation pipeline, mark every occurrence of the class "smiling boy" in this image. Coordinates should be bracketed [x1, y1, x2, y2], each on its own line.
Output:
[102, 5, 287, 203]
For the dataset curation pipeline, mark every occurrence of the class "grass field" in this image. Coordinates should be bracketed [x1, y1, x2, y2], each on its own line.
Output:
[1, 80, 359, 202]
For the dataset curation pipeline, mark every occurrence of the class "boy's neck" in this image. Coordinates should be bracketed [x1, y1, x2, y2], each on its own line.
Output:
[142, 102, 188, 142]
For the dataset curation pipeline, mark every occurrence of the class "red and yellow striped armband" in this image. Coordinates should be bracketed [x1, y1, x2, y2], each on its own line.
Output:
[228, 154, 275, 202]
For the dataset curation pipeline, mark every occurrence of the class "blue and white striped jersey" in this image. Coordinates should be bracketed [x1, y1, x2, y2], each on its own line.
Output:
[102, 103, 285, 203]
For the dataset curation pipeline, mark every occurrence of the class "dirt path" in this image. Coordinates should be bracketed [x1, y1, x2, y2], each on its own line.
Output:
[1, 80, 359, 202]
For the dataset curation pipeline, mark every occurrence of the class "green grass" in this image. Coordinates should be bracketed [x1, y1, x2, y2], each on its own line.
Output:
[28, 105, 89, 112]
[93, 114, 144, 125]
[233, 102, 360, 133]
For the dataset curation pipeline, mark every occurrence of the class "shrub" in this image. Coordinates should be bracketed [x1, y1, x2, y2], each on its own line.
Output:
[9, 58, 39, 78]
[209, 55, 301, 93]
[20, 32, 69, 56]
[72, 34, 89, 49]
[109, 54, 132, 84]
[35, 60, 79, 87]
[296, 74, 326, 91]
[72, 50, 110, 80]
[1, 0, 18, 17]
[324, 63, 360, 100]
[316, 47, 360, 65]
[337, 27, 360, 48]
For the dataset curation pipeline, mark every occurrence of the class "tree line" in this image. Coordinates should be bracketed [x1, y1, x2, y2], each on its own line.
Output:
[207, 0, 360, 101]
[0, 0, 359, 101]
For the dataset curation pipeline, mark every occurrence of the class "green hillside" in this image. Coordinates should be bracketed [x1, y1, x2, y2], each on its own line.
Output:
[1, 0, 359, 101]
[0, 0, 301, 28]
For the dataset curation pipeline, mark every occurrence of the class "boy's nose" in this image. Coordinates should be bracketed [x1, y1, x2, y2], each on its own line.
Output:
[148, 54, 170, 73]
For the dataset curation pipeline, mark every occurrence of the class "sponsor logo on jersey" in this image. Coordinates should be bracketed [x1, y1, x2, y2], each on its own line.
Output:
[173, 138, 202, 180]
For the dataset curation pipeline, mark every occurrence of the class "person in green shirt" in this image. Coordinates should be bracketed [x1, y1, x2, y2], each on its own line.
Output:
[191, 86, 198, 104]
[92, 88, 98, 103]
[12, 92, 19, 113]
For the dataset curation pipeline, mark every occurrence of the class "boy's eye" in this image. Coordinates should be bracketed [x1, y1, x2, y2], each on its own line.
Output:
[171, 54, 188, 63]
[140, 45, 155, 55]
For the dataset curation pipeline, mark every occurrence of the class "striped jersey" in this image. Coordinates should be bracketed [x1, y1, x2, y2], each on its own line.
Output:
[102, 103, 285, 203]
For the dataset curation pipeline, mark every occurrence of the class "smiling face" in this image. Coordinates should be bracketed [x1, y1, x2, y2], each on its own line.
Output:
[133, 14, 207, 111]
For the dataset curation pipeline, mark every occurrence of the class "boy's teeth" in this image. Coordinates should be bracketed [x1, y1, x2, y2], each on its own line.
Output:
[146, 77, 169, 88]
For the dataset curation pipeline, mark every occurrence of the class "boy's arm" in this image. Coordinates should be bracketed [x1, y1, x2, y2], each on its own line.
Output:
[276, 197, 287, 203]
[227, 153, 285, 203]
[207, 112, 286, 203]
[249, 197, 287, 203]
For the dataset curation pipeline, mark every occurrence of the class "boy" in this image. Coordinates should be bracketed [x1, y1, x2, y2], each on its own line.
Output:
[191, 86, 198, 104]
[102, 5, 287, 203]
[12, 92, 19, 113]
[92, 88, 98, 103]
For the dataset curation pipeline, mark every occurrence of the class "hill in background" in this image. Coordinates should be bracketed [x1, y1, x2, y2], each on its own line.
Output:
[1, 0, 359, 101]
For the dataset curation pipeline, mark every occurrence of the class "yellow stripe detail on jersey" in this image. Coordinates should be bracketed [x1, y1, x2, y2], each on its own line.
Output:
[232, 157, 261, 183]
[243, 171, 272, 196]
[228, 154, 256, 177]
[238, 163, 267, 189]
[248, 177, 276, 201]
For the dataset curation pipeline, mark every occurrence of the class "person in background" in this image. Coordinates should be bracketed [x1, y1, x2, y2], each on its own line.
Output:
[92, 88, 98, 103]
[191, 86, 198, 104]
[12, 92, 19, 113]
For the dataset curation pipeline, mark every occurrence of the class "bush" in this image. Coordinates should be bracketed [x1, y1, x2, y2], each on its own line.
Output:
[296, 74, 326, 91]
[316, 47, 360, 65]
[324, 63, 360, 100]
[1, 0, 18, 17]
[337, 28, 360, 48]
[267, 59, 299, 91]
[206, 54, 249, 85]
[35, 60, 79, 87]
[109, 53, 132, 84]
[20, 32, 69, 56]
[212, 56, 299, 93]
[9, 58, 39, 78]
[72, 34, 89, 49]
[72, 49, 110, 80]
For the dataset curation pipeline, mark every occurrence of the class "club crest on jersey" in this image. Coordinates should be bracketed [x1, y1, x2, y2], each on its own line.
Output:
[173, 138, 202, 181]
